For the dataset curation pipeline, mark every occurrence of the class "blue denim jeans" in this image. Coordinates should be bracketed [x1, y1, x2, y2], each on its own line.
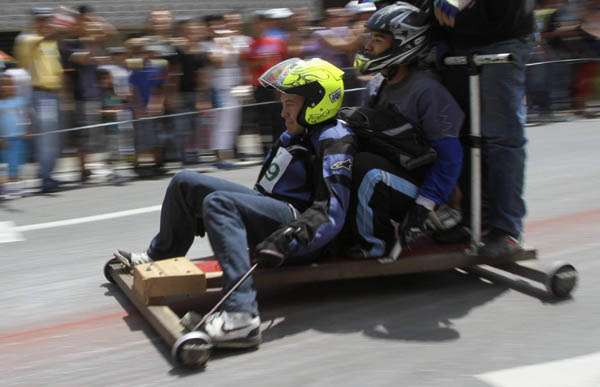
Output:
[176, 92, 200, 161]
[32, 90, 61, 188]
[1, 138, 27, 177]
[147, 170, 295, 315]
[446, 39, 531, 236]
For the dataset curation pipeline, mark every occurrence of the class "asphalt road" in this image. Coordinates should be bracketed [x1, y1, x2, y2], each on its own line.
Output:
[1, 118, 599, 386]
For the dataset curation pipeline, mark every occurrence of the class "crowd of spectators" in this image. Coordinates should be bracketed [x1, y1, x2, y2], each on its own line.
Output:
[527, 0, 600, 121]
[0, 0, 598, 199]
[0, 3, 377, 197]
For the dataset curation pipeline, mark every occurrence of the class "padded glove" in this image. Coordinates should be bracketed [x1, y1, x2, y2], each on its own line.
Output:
[434, 0, 472, 27]
[254, 248, 286, 268]
[254, 226, 298, 268]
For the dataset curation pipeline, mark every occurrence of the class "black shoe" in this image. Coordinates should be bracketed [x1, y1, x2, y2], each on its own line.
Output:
[347, 245, 380, 260]
[214, 161, 239, 170]
[152, 164, 167, 176]
[81, 170, 92, 183]
[40, 187, 59, 194]
[432, 224, 471, 244]
[479, 228, 522, 259]
[40, 179, 61, 193]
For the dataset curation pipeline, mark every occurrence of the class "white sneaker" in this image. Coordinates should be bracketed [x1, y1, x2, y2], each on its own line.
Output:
[378, 238, 403, 264]
[378, 220, 403, 264]
[3, 186, 22, 200]
[114, 249, 153, 267]
[203, 310, 262, 348]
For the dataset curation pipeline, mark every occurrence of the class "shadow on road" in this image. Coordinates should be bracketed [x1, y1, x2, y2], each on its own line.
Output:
[100, 268, 528, 372]
[257, 270, 508, 344]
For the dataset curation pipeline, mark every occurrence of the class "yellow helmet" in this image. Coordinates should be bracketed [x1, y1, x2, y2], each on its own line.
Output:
[259, 58, 345, 127]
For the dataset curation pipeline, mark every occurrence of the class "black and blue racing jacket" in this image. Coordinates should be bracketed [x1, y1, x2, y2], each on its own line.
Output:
[365, 70, 464, 207]
[254, 119, 357, 257]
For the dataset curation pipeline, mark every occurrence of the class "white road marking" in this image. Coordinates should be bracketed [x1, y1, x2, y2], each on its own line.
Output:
[0, 221, 24, 243]
[476, 352, 600, 387]
[1, 206, 161, 243]
[15, 205, 161, 232]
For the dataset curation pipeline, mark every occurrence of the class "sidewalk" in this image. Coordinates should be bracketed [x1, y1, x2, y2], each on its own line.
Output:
[8, 133, 264, 193]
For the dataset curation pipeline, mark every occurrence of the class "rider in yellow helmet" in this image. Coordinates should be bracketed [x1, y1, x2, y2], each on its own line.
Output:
[116, 57, 356, 349]
[259, 57, 346, 128]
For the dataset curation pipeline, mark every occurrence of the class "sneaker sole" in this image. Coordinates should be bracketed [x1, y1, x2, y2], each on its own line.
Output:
[212, 329, 262, 349]
[213, 335, 262, 349]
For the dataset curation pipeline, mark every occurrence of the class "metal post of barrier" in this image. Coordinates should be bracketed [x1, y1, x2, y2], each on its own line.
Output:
[444, 53, 513, 255]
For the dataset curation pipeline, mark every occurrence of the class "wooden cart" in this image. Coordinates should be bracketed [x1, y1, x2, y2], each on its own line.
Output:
[103, 239, 577, 368]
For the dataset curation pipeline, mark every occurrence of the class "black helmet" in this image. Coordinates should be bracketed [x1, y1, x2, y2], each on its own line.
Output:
[405, 0, 433, 15]
[358, 0, 432, 13]
[358, 0, 394, 10]
[353, 2, 430, 74]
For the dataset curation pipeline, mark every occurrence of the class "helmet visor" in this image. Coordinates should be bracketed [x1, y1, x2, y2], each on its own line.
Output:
[258, 58, 304, 93]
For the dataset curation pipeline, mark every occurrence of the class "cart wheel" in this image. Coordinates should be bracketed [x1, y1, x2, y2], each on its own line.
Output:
[545, 262, 578, 298]
[172, 331, 213, 368]
[103, 257, 121, 284]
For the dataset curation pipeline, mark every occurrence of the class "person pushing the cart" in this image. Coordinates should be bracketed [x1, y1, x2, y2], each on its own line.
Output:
[432, 0, 534, 257]
[115, 57, 356, 348]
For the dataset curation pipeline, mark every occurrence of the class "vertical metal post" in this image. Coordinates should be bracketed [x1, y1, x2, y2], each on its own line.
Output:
[469, 69, 482, 254]
[443, 54, 513, 255]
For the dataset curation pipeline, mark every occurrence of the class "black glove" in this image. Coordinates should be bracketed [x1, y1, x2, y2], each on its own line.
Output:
[195, 218, 206, 237]
[400, 203, 432, 248]
[254, 226, 298, 268]
[254, 248, 286, 268]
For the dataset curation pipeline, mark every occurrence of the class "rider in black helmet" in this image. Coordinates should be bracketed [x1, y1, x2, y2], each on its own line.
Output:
[354, 1, 431, 79]
[347, 2, 464, 261]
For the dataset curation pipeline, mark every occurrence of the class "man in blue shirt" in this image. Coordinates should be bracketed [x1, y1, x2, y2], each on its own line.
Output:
[349, 2, 464, 261]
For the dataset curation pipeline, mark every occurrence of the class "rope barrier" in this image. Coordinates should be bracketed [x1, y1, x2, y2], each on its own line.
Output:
[1, 56, 599, 140]
[0, 87, 369, 139]
[526, 57, 600, 66]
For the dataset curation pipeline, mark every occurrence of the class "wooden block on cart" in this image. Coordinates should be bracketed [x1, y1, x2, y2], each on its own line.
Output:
[133, 257, 206, 304]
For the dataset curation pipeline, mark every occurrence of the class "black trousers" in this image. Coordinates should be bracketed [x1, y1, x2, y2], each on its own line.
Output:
[349, 152, 425, 257]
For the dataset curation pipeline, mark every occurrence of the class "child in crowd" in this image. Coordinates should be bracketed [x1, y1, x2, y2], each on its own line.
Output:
[99, 47, 135, 163]
[0, 73, 29, 199]
[127, 42, 168, 175]
[98, 68, 128, 183]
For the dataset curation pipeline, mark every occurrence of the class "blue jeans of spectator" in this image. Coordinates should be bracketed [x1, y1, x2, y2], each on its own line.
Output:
[32, 90, 61, 188]
[1, 138, 27, 177]
[147, 170, 295, 315]
[445, 39, 531, 236]
[526, 51, 553, 114]
[177, 92, 201, 162]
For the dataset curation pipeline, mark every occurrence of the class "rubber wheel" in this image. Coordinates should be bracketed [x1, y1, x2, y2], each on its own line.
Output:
[545, 262, 578, 298]
[172, 331, 213, 368]
[103, 257, 121, 284]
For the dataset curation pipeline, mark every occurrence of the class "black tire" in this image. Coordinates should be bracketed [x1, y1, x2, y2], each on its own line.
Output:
[545, 262, 578, 298]
[172, 331, 213, 368]
[103, 257, 121, 284]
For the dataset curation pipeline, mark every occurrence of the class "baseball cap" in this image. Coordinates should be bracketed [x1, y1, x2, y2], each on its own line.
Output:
[31, 7, 54, 19]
